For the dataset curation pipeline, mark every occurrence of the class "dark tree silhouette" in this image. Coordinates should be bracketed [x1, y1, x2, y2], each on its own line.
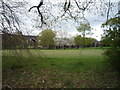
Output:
[28, 0, 46, 26]
[29, 0, 116, 27]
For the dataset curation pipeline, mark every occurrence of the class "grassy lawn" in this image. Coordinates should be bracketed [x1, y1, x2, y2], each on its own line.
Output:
[2, 48, 119, 88]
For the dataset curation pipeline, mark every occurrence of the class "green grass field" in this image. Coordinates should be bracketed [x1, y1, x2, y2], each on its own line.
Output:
[2, 48, 119, 88]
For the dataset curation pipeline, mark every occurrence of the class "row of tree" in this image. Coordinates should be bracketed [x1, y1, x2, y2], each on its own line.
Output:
[2, 28, 97, 50]
[38, 29, 98, 49]
[74, 35, 96, 47]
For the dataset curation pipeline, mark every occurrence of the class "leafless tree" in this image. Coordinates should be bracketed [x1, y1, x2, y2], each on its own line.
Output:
[0, 0, 27, 34]
[29, 0, 117, 28]
[0, 0, 28, 50]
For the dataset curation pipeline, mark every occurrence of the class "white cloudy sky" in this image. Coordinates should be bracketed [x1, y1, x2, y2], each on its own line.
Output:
[14, 0, 119, 41]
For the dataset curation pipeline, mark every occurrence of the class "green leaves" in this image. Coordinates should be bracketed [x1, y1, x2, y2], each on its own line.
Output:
[77, 22, 91, 34]
[76, 22, 92, 49]
[101, 17, 120, 48]
[102, 17, 120, 28]
[102, 16, 120, 73]
[38, 29, 56, 48]
[74, 35, 95, 46]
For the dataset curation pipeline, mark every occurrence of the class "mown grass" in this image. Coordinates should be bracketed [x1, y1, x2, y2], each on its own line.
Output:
[2, 48, 119, 88]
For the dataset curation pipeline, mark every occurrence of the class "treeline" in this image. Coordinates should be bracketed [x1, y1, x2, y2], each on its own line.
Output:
[38, 29, 100, 49]
[2, 29, 101, 50]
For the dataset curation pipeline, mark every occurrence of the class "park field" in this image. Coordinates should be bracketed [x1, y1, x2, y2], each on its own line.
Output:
[2, 48, 119, 88]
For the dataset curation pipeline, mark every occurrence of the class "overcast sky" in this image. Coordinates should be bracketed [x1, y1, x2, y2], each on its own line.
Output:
[18, 0, 119, 41]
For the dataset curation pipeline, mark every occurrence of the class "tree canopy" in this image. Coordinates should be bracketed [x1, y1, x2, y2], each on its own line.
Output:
[74, 35, 95, 47]
[76, 22, 91, 49]
[38, 29, 56, 48]
[101, 17, 120, 48]
[77, 22, 91, 37]
[102, 16, 120, 72]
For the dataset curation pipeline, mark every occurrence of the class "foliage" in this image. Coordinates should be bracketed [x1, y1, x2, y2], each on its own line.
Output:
[77, 22, 91, 36]
[101, 17, 120, 48]
[38, 29, 56, 48]
[104, 48, 120, 72]
[74, 35, 83, 46]
[2, 34, 26, 49]
[77, 22, 91, 49]
[85, 37, 95, 46]
[100, 36, 110, 46]
[74, 35, 95, 47]
[102, 16, 120, 73]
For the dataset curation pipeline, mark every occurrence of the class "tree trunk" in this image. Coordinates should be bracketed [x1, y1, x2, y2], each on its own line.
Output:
[83, 29, 85, 50]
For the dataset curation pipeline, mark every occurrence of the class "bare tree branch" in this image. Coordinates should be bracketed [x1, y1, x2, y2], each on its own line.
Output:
[29, 6, 37, 12]
[0, 0, 24, 34]
[29, 0, 46, 27]
[29, 0, 116, 28]
[64, 0, 71, 12]
[74, 0, 84, 10]
[106, 0, 111, 21]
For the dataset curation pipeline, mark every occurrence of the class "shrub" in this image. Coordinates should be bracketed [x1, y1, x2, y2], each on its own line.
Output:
[104, 48, 120, 73]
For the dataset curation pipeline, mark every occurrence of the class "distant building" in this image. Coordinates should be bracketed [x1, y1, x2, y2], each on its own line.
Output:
[1, 33, 38, 49]
[1, 32, 101, 49]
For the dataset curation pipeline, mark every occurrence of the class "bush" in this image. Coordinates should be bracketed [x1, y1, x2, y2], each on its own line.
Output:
[102, 16, 120, 73]
[104, 48, 120, 73]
